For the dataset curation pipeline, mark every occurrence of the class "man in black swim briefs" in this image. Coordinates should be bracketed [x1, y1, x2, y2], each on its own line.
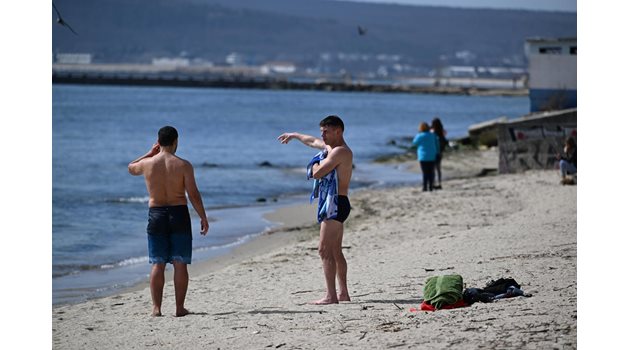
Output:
[278, 115, 354, 304]
[128, 126, 209, 317]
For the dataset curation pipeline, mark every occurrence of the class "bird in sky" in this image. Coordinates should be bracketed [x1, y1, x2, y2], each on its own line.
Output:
[357, 26, 367, 36]
[53, 2, 78, 35]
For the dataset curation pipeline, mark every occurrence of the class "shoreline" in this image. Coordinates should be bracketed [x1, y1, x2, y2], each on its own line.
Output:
[117, 201, 320, 299]
[51, 161, 404, 306]
[53, 147, 500, 306]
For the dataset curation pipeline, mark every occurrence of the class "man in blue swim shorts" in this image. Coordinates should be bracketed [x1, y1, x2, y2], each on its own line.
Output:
[278, 115, 354, 305]
[129, 126, 209, 317]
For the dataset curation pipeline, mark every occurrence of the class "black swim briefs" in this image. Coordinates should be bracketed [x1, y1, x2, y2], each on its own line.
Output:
[333, 195, 351, 223]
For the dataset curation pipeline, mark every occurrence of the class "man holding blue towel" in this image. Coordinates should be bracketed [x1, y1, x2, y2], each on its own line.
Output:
[278, 115, 353, 304]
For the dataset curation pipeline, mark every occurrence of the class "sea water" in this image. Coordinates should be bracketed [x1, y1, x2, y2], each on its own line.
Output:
[52, 85, 528, 304]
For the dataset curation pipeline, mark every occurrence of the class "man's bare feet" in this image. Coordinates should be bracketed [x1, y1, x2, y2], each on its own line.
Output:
[309, 297, 339, 305]
[338, 293, 351, 302]
[152, 307, 162, 317]
[175, 308, 190, 317]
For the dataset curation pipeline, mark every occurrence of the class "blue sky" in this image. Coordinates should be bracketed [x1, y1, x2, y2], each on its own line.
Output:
[340, 0, 577, 12]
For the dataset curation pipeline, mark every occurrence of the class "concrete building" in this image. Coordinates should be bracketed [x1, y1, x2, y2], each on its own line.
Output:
[55, 53, 92, 64]
[261, 61, 297, 74]
[225, 52, 246, 66]
[151, 57, 190, 67]
[525, 37, 577, 112]
[430, 66, 526, 79]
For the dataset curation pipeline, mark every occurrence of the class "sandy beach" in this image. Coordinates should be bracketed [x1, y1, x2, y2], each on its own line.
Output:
[52, 150, 577, 349]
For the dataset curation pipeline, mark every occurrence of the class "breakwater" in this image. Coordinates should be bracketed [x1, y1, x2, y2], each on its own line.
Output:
[52, 66, 527, 96]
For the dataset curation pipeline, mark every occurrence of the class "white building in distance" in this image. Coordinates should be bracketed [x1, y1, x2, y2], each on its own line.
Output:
[152, 57, 191, 67]
[55, 53, 92, 64]
[261, 61, 297, 74]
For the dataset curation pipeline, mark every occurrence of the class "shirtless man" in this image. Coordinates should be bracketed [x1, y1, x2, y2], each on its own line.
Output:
[278, 115, 353, 305]
[128, 126, 209, 317]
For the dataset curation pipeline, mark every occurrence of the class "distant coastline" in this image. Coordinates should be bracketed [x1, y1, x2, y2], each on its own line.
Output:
[52, 64, 528, 97]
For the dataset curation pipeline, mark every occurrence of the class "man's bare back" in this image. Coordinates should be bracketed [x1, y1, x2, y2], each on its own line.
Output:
[128, 127, 208, 317]
[142, 152, 189, 208]
[129, 142, 207, 225]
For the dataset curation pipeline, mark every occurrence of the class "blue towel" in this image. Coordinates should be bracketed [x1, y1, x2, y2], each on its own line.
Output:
[307, 150, 339, 223]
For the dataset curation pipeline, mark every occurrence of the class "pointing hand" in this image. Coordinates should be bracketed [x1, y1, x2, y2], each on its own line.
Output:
[277, 133, 294, 144]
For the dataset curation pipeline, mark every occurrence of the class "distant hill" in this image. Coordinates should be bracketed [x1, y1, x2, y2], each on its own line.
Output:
[51, 0, 576, 73]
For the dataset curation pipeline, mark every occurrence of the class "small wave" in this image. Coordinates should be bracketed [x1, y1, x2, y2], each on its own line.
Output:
[96, 256, 149, 270]
[55, 232, 271, 280]
[54, 256, 149, 278]
[106, 196, 150, 204]
[108, 256, 149, 268]
[53, 263, 103, 278]
[193, 233, 259, 254]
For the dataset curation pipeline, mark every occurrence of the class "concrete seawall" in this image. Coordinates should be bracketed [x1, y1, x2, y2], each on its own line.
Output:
[497, 108, 577, 173]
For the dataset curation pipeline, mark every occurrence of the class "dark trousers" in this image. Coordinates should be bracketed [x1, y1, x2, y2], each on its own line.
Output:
[419, 161, 436, 191]
[435, 153, 442, 185]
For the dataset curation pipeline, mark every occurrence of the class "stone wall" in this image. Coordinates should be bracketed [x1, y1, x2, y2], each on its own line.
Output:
[498, 108, 577, 173]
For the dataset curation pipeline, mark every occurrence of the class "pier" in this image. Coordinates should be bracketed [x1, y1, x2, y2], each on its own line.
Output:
[52, 64, 527, 96]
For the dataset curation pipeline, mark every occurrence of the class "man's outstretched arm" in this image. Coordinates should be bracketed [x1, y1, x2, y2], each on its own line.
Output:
[128, 143, 160, 175]
[183, 162, 209, 235]
[278, 132, 326, 150]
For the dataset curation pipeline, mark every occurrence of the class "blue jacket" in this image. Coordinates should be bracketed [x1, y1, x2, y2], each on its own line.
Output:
[412, 132, 438, 161]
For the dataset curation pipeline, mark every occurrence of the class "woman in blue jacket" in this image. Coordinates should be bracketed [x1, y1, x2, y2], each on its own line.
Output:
[412, 122, 439, 191]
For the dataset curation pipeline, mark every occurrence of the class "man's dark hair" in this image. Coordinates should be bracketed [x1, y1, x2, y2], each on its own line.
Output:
[158, 126, 178, 146]
[319, 115, 344, 131]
